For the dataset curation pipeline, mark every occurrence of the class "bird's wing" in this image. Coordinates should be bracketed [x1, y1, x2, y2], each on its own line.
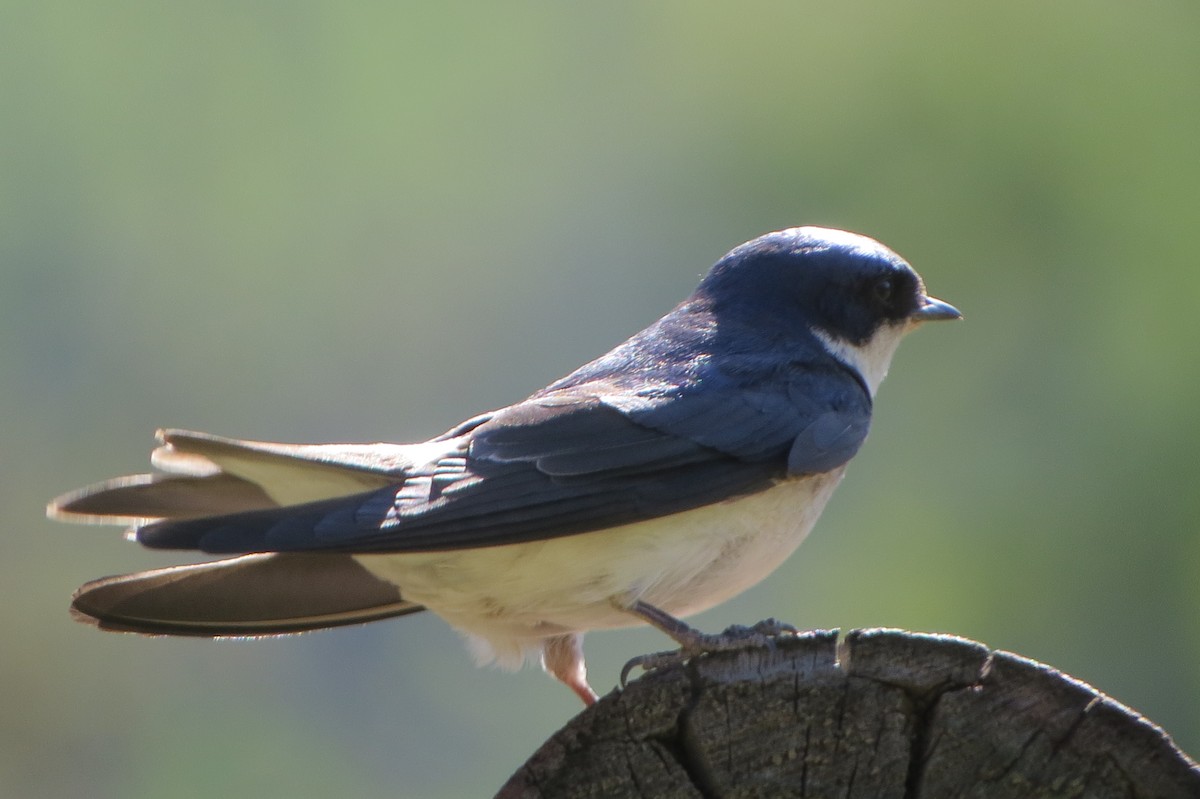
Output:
[136, 371, 870, 555]
[601, 363, 872, 476]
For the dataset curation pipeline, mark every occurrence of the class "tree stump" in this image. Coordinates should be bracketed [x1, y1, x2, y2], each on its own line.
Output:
[496, 628, 1199, 798]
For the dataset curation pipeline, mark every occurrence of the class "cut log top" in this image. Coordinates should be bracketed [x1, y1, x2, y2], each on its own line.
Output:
[497, 628, 1199, 799]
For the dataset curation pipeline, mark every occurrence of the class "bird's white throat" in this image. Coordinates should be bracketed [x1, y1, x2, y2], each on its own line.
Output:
[812, 323, 910, 397]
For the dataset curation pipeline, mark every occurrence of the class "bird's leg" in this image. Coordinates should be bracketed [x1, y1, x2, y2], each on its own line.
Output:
[541, 633, 599, 706]
[627, 599, 799, 647]
[619, 599, 798, 686]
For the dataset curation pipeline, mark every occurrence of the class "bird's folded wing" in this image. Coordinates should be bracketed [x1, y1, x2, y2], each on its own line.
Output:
[135, 376, 870, 554]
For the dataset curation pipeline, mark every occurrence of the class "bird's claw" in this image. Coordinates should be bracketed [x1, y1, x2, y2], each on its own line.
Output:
[725, 617, 799, 638]
[619, 617, 800, 687]
[620, 648, 683, 687]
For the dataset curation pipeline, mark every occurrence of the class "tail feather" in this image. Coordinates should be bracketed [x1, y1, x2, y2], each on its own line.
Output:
[48, 428, 411, 524]
[53, 430, 428, 637]
[49, 473, 277, 523]
[71, 552, 424, 636]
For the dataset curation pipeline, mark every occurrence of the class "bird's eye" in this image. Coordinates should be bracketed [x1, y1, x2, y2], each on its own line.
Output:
[873, 278, 894, 305]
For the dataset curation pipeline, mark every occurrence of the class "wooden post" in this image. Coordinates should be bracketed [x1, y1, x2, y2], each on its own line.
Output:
[496, 628, 1199, 798]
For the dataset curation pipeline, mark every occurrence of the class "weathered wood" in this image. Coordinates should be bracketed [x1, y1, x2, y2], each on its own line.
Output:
[496, 628, 1199, 798]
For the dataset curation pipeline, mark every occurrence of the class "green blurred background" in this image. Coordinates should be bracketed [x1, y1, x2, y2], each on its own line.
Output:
[3, 2, 1197, 796]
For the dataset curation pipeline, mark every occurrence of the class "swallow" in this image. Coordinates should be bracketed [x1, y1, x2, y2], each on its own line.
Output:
[48, 226, 960, 705]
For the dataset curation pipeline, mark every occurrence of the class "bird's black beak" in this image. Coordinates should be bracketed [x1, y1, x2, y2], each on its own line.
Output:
[912, 296, 962, 322]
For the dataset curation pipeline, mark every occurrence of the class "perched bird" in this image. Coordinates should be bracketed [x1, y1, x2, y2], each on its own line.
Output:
[48, 226, 959, 705]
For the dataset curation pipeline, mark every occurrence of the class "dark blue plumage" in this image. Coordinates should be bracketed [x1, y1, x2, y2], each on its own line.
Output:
[133, 228, 922, 555]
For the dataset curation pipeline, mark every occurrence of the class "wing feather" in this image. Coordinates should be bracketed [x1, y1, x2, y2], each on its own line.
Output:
[136, 360, 868, 554]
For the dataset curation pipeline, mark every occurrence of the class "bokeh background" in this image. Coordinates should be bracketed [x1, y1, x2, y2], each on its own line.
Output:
[3, 2, 1198, 796]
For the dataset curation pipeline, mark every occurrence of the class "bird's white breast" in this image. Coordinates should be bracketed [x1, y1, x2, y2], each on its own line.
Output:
[355, 468, 844, 666]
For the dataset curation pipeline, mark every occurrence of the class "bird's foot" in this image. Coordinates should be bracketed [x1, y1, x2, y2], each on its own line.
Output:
[618, 601, 798, 686]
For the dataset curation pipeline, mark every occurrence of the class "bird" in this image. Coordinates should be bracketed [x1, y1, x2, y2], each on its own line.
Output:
[48, 226, 960, 705]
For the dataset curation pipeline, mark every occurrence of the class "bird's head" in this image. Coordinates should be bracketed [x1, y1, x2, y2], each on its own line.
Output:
[697, 226, 960, 395]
